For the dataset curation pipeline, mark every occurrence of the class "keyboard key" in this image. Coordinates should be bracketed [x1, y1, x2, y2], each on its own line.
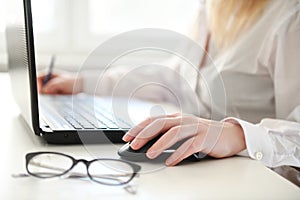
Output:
[64, 116, 83, 129]
[49, 98, 133, 130]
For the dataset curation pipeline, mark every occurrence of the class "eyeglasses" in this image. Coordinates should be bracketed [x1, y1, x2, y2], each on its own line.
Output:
[25, 151, 141, 186]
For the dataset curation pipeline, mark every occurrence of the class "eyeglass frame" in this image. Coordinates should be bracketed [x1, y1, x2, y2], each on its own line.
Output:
[25, 151, 141, 186]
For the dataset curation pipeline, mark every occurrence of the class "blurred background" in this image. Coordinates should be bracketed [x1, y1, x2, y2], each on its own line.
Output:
[0, 0, 200, 72]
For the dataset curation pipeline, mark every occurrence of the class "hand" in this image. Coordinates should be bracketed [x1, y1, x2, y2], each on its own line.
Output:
[122, 113, 246, 166]
[37, 72, 83, 95]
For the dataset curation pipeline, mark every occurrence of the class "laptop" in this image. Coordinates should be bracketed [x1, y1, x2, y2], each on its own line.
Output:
[6, 0, 175, 144]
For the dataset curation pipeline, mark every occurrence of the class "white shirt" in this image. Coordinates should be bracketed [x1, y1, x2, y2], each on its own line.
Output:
[83, 0, 300, 168]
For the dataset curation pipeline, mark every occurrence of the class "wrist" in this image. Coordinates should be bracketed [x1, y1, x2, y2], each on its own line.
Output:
[226, 121, 246, 155]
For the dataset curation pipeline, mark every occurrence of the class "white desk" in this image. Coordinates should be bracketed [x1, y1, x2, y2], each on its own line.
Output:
[0, 72, 299, 200]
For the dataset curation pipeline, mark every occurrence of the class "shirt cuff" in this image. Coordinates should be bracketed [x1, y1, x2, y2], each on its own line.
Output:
[223, 117, 274, 167]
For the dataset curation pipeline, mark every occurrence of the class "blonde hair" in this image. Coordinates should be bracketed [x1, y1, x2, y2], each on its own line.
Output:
[207, 0, 270, 50]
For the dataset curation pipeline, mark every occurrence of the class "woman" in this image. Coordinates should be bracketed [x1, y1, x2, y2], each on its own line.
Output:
[38, 0, 300, 168]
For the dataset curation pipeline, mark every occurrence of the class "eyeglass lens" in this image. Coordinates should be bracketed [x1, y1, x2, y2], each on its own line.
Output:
[27, 153, 136, 185]
[88, 159, 134, 185]
[27, 153, 73, 178]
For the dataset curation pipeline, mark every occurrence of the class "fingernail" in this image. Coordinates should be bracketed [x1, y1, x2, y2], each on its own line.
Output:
[122, 134, 130, 142]
[147, 150, 159, 159]
[130, 140, 140, 150]
[166, 157, 175, 166]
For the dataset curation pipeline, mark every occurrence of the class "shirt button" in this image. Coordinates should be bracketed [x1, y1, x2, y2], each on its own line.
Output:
[255, 152, 263, 160]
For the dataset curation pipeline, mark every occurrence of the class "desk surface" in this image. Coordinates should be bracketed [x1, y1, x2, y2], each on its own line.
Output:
[0, 72, 299, 200]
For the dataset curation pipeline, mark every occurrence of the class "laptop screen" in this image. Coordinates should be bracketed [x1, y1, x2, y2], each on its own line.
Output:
[6, 0, 40, 134]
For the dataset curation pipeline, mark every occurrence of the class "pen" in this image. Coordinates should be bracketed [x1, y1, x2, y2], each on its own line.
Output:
[43, 55, 55, 86]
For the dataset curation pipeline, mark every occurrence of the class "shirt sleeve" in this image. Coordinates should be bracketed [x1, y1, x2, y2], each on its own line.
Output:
[81, 58, 204, 115]
[225, 117, 300, 168]
[81, 63, 182, 103]
[225, 7, 300, 168]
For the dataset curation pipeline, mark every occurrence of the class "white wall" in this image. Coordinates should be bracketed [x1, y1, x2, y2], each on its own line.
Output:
[1, 0, 200, 72]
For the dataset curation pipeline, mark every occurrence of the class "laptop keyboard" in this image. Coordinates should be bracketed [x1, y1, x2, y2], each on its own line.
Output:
[42, 97, 133, 130]
[61, 102, 132, 130]
[66, 102, 132, 130]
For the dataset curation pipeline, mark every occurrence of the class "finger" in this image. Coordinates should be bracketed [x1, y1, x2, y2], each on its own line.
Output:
[37, 74, 58, 93]
[37, 79, 43, 93]
[130, 115, 201, 149]
[130, 117, 183, 150]
[122, 116, 163, 142]
[146, 124, 202, 159]
[42, 79, 63, 94]
[122, 113, 181, 142]
[37, 73, 57, 83]
[37, 74, 47, 81]
[124, 113, 193, 142]
[165, 120, 228, 165]
[166, 135, 204, 166]
[37, 75, 47, 93]
[165, 120, 225, 166]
